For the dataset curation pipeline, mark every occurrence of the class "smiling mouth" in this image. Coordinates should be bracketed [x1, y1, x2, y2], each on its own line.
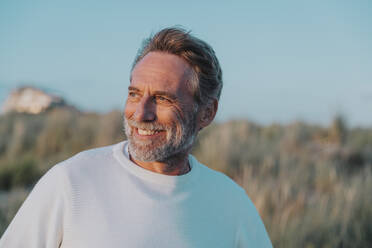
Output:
[136, 128, 164, 136]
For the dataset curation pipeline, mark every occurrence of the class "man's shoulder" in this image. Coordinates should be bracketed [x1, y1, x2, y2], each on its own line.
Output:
[54, 141, 124, 176]
[192, 158, 258, 218]
[194, 157, 247, 200]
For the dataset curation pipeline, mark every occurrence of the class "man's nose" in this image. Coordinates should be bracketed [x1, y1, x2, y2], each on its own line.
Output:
[133, 96, 156, 122]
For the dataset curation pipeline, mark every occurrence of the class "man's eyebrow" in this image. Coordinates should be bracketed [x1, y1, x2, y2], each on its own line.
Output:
[128, 86, 140, 92]
[128, 87, 177, 100]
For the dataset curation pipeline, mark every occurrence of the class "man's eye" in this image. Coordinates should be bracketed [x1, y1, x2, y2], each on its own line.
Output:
[156, 96, 171, 102]
[129, 92, 139, 97]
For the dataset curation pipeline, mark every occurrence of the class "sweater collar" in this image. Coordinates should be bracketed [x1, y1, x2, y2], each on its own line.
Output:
[113, 141, 200, 188]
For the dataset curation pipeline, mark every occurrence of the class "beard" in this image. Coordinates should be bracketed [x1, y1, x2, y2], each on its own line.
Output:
[123, 109, 197, 162]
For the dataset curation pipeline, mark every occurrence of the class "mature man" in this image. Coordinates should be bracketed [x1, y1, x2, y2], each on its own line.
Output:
[0, 27, 272, 247]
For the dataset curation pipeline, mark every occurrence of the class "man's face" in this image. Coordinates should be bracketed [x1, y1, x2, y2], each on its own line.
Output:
[124, 51, 198, 162]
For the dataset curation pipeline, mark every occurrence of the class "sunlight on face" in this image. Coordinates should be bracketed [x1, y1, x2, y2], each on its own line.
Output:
[124, 52, 199, 162]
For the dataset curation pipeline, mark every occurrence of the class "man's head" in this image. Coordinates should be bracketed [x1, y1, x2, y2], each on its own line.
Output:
[124, 27, 223, 162]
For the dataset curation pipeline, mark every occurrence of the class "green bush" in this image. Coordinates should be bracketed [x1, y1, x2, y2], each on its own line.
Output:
[0, 158, 42, 191]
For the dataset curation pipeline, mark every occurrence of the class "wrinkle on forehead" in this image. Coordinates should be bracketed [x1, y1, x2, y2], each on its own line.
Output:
[130, 51, 195, 98]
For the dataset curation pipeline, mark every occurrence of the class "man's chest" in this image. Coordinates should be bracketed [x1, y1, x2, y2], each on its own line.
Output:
[60, 186, 238, 248]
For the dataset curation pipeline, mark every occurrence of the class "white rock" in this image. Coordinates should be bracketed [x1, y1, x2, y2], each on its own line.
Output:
[1, 86, 66, 114]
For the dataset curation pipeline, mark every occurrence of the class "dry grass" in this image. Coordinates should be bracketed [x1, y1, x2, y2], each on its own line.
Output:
[234, 161, 372, 247]
[193, 119, 372, 247]
[1, 110, 371, 247]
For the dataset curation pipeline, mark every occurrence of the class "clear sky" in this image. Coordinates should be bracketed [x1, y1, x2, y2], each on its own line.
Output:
[1, 0, 371, 126]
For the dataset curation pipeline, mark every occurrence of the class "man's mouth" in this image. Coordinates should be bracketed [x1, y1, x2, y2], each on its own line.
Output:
[136, 128, 164, 136]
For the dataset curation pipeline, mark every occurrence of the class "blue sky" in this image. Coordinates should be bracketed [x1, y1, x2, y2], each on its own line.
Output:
[1, 0, 371, 126]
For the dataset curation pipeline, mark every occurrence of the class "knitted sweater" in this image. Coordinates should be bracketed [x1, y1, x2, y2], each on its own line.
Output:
[0, 141, 272, 247]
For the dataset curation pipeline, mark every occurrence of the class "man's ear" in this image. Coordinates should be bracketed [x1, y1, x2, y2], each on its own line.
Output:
[198, 99, 218, 131]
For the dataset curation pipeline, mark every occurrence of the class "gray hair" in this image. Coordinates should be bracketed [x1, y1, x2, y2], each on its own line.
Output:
[131, 27, 223, 107]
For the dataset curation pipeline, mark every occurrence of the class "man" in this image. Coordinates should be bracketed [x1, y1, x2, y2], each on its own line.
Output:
[0, 27, 272, 247]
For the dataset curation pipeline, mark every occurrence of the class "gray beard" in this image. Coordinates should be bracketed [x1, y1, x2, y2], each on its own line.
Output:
[123, 112, 197, 162]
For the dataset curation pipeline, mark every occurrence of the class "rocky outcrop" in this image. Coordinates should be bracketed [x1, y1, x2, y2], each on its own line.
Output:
[1, 86, 66, 114]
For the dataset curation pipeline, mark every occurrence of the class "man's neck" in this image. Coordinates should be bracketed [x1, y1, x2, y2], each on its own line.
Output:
[129, 153, 191, 176]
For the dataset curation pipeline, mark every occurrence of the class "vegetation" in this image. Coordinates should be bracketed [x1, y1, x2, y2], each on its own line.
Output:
[0, 108, 371, 247]
[193, 120, 372, 247]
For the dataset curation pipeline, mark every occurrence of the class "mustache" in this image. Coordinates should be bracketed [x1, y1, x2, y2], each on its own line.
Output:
[125, 118, 171, 131]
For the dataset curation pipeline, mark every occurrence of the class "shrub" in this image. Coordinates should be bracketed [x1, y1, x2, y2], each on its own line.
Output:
[0, 158, 42, 191]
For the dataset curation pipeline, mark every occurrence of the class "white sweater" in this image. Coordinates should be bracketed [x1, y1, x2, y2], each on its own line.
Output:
[0, 141, 272, 248]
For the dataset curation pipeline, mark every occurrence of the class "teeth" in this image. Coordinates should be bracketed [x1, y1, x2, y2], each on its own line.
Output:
[137, 128, 160, 136]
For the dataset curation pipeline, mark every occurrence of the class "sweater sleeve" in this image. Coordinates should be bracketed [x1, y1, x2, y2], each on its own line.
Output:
[0, 164, 68, 248]
[235, 191, 273, 248]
